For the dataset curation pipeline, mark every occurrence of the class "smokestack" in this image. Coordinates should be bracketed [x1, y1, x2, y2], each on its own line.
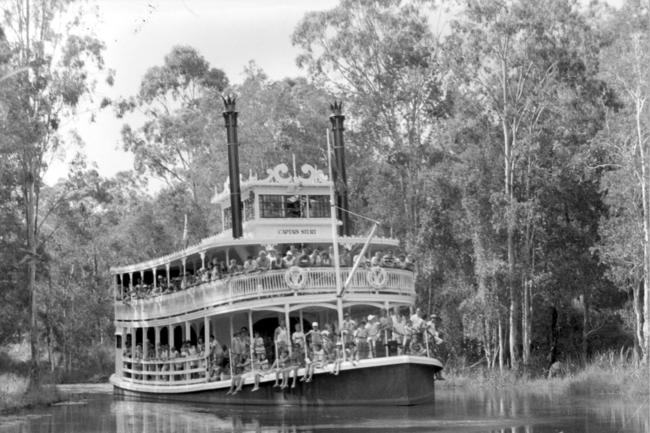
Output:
[223, 95, 243, 239]
[329, 101, 351, 236]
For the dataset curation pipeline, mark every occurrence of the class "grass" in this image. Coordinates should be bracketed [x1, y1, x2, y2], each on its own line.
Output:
[0, 373, 62, 413]
[440, 350, 650, 397]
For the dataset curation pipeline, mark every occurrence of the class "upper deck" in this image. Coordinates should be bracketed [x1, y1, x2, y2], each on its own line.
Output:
[110, 162, 414, 323]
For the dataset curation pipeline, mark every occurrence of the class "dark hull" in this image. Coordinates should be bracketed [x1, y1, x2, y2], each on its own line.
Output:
[113, 361, 440, 406]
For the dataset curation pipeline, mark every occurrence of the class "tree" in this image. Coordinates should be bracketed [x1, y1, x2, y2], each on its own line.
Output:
[0, 0, 106, 386]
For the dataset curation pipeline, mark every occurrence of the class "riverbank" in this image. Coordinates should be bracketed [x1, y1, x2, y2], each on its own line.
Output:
[440, 353, 650, 397]
[0, 374, 62, 414]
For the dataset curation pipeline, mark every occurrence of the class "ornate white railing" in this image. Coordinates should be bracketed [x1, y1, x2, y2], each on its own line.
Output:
[115, 267, 415, 321]
[121, 354, 209, 385]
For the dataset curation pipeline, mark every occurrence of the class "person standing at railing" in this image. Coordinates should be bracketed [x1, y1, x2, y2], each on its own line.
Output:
[268, 249, 283, 269]
[256, 250, 271, 271]
[274, 320, 289, 356]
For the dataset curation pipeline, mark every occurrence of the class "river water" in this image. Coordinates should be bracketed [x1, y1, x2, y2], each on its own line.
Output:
[0, 384, 647, 432]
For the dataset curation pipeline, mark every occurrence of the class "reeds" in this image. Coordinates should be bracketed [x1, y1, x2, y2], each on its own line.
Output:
[0, 373, 61, 412]
[440, 350, 650, 397]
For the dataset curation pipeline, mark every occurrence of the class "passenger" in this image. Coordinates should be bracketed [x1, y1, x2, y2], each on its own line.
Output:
[394, 253, 407, 269]
[253, 331, 266, 361]
[271, 348, 290, 388]
[320, 251, 332, 267]
[404, 254, 415, 271]
[366, 315, 379, 358]
[370, 251, 382, 267]
[274, 320, 289, 354]
[268, 249, 283, 270]
[306, 322, 322, 351]
[340, 250, 353, 267]
[285, 345, 303, 388]
[251, 352, 270, 391]
[331, 341, 343, 375]
[228, 258, 241, 275]
[243, 256, 257, 273]
[302, 343, 325, 382]
[381, 250, 395, 268]
[341, 313, 356, 360]
[226, 353, 250, 395]
[256, 250, 271, 271]
[292, 323, 306, 353]
[355, 321, 369, 360]
[309, 248, 322, 266]
[378, 309, 393, 357]
[282, 250, 296, 268]
[297, 248, 311, 267]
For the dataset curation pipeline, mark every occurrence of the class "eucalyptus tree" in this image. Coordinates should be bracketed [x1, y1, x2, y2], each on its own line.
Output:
[0, 0, 106, 386]
[447, 0, 609, 368]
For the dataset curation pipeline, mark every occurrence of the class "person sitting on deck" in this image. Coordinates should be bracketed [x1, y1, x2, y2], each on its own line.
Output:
[282, 250, 296, 268]
[302, 343, 325, 383]
[256, 250, 271, 271]
[226, 353, 251, 395]
[404, 254, 415, 271]
[292, 323, 305, 354]
[271, 348, 290, 388]
[251, 352, 270, 391]
[243, 256, 257, 273]
[284, 347, 302, 388]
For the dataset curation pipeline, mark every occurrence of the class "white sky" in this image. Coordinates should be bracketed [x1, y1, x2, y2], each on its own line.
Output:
[45, 0, 338, 185]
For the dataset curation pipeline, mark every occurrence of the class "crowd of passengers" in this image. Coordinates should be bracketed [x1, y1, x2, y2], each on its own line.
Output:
[122, 308, 443, 392]
[121, 246, 416, 301]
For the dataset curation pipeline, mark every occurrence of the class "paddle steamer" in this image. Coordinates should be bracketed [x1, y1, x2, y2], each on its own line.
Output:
[109, 98, 443, 405]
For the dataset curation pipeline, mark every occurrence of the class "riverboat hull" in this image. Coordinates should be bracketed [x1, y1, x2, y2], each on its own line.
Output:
[111, 356, 442, 406]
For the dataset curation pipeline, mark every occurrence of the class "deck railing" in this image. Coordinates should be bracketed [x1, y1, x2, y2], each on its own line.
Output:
[121, 354, 209, 385]
[115, 267, 415, 321]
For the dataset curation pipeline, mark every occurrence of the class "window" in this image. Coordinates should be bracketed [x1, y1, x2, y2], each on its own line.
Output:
[308, 195, 330, 218]
[260, 195, 284, 218]
[116, 335, 122, 349]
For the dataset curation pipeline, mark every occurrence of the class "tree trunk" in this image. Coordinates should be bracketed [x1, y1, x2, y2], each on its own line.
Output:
[582, 292, 589, 364]
[498, 316, 504, 374]
[636, 94, 650, 363]
[26, 174, 40, 389]
[522, 280, 531, 370]
[547, 306, 559, 371]
[633, 283, 643, 363]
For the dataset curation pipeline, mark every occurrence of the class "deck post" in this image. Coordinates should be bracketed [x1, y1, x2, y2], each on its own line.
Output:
[142, 327, 148, 361]
[229, 316, 234, 378]
[165, 263, 170, 287]
[152, 267, 157, 291]
[284, 305, 292, 356]
[385, 301, 390, 357]
[169, 324, 174, 350]
[128, 272, 133, 293]
[204, 316, 210, 380]
[248, 310, 255, 375]
[200, 252, 206, 270]
[154, 326, 160, 358]
[181, 258, 187, 288]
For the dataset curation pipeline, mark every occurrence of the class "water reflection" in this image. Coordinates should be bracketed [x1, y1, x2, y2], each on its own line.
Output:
[0, 388, 647, 432]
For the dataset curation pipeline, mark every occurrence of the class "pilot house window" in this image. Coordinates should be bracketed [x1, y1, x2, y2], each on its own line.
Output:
[259, 194, 330, 218]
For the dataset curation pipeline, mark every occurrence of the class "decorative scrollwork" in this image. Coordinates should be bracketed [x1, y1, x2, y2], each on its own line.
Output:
[367, 266, 388, 289]
[285, 266, 307, 290]
[300, 164, 328, 183]
[262, 163, 292, 184]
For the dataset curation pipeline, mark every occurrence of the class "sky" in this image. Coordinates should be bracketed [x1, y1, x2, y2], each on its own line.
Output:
[44, 0, 338, 185]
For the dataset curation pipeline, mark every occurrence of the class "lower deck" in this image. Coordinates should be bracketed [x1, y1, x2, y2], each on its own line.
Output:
[112, 356, 443, 406]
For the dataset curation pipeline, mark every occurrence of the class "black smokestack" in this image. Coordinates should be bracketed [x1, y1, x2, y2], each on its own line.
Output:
[329, 101, 351, 236]
[223, 95, 243, 239]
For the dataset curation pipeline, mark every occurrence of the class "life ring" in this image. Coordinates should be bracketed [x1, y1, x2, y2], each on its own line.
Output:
[285, 266, 307, 290]
[367, 266, 388, 289]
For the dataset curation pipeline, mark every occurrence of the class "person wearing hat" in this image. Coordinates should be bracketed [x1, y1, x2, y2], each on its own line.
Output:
[306, 322, 322, 350]
[283, 250, 296, 267]
[366, 315, 379, 358]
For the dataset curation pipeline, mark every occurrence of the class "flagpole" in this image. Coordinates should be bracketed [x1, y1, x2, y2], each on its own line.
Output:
[327, 129, 345, 362]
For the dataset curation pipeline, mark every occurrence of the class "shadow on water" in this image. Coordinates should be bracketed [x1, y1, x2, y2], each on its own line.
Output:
[0, 386, 647, 432]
